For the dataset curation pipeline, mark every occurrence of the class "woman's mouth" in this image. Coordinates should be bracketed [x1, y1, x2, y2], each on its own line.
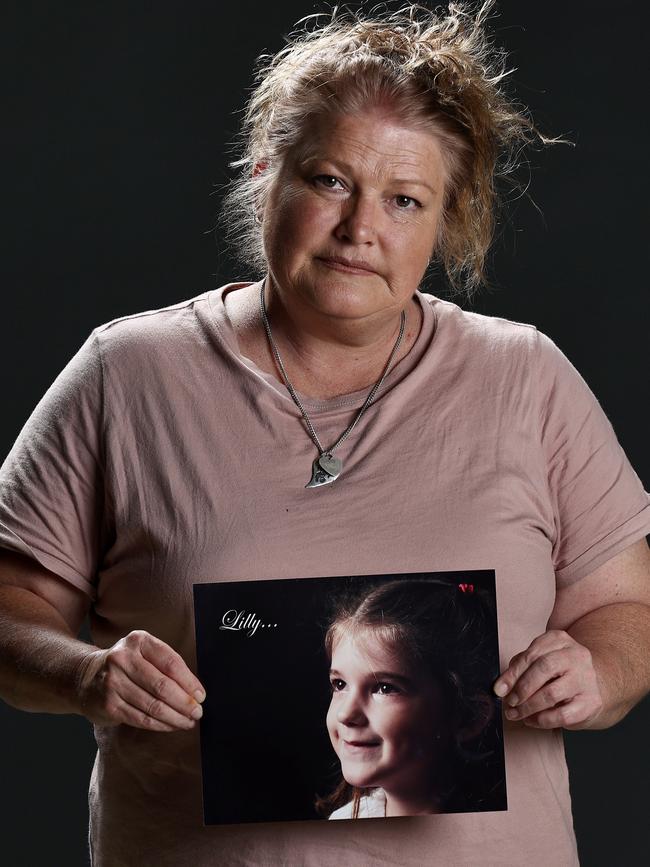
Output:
[317, 256, 377, 275]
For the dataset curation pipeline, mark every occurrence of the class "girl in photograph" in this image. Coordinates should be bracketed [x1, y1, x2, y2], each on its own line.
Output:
[318, 578, 498, 819]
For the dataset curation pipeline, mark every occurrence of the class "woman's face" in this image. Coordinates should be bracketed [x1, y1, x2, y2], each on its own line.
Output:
[261, 108, 447, 325]
[326, 630, 451, 797]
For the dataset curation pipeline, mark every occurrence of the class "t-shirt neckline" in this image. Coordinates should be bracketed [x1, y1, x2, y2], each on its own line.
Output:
[207, 280, 440, 412]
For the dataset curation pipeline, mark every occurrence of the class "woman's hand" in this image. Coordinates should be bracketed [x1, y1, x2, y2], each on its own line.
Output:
[493, 629, 606, 730]
[76, 630, 206, 732]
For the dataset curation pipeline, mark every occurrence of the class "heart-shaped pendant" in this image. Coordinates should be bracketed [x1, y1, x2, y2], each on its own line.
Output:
[318, 453, 342, 477]
[306, 457, 341, 488]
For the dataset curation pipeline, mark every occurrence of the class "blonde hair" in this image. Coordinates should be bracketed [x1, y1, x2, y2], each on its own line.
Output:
[219, 1, 565, 297]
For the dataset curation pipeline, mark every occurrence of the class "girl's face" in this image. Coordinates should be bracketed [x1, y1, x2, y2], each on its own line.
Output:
[326, 630, 452, 797]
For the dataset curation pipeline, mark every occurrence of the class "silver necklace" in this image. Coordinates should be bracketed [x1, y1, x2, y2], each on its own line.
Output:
[259, 283, 406, 488]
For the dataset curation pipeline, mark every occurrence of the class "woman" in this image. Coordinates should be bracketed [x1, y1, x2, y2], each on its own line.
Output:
[0, 2, 649, 866]
[318, 578, 499, 819]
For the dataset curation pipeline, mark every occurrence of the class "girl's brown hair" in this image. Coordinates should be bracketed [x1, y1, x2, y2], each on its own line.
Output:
[219, 1, 565, 298]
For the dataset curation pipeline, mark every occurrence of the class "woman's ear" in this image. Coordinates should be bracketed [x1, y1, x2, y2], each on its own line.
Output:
[253, 160, 269, 178]
[252, 160, 269, 224]
[455, 693, 495, 744]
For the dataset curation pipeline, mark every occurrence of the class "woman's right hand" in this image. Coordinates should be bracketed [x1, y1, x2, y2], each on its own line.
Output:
[76, 630, 206, 731]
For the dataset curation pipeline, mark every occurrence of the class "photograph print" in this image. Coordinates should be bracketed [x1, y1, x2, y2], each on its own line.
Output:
[193, 569, 506, 825]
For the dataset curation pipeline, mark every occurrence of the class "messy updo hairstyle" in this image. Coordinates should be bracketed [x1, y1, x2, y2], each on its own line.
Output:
[219, 1, 563, 298]
[315, 576, 502, 818]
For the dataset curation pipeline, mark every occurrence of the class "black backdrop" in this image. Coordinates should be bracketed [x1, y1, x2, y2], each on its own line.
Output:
[1, 2, 648, 865]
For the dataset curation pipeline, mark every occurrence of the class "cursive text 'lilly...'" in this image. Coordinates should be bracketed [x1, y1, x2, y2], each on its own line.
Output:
[219, 609, 278, 637]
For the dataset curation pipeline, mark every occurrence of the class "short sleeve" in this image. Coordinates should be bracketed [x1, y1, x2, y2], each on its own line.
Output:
[536, 330, 650, 587]
[0, 331, 107, 599]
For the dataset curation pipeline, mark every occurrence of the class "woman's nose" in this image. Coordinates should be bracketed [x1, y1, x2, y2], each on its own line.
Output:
[334, 194, 378, 245]
[336, 691, 367, 726]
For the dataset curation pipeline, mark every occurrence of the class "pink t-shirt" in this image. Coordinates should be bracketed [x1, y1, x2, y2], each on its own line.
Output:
[1, 282, 649, 866]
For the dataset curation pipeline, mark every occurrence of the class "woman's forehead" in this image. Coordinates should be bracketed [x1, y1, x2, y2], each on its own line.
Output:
[290, 110, 447, 182]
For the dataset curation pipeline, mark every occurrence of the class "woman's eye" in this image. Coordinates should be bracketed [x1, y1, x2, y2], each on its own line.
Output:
[330, 678, 346, 692]
[394, 194, 420, 210]
[314, 175, 343, 190]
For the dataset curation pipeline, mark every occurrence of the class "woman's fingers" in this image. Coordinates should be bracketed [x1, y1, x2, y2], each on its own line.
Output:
[516, 694, 599, 730]
[503, 667, 574, 720]
[493, 629, 572, 700]
[134, 631, 206, 704]
[112, 679, 197, 731]
[115, 651, 203, 729]
[77, 630, 206, 731]
[494, 629, 604, 729]
[107, 693, 180, 732]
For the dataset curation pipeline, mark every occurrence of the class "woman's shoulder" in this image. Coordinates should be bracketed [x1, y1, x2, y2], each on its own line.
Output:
[328, 788, 386, 820]
[90, 282, 255, 369]
[432, 298, 594, 414]
[93, 290, 211, 348]
[420, 291, 539, 348]
[418, 292, 545, 379]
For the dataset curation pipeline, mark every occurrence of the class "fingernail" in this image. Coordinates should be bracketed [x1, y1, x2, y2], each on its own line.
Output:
[505, 707, 519, 719]
[194, 690, 206, 703]
[507, 693, 519, 707]
[494, 682, 508, 697]
[191, 705, 203, 720]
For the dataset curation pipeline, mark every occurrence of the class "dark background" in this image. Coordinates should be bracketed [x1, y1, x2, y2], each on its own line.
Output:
[1, 1, 648, 864]
[195, 571, 503, 825]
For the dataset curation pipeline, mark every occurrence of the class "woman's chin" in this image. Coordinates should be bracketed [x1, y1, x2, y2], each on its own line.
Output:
[304, 283, 380, 317]
[298, 268, 389, 316]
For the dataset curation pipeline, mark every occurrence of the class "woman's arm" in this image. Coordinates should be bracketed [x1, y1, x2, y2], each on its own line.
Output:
[0, 548, 206, 728]
[493, 538, 650, 730]
[0, 549, 94, 713]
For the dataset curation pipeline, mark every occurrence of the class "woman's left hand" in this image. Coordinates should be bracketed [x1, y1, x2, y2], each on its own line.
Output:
[493, 629, 607, 730]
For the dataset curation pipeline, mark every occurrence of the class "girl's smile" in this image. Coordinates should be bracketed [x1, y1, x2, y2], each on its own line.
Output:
[341, 739, 382, 757]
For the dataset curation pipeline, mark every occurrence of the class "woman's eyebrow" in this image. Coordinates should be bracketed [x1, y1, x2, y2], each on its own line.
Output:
[297, 155, 436, 194]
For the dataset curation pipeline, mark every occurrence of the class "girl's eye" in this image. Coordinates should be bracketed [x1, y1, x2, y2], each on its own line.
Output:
[394, 194, 420, 210]
[376, 682, 399, 695]
[330, 678, 346, 692]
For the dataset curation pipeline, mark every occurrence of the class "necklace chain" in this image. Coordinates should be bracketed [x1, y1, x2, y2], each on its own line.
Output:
[259, 283, 406, 459]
